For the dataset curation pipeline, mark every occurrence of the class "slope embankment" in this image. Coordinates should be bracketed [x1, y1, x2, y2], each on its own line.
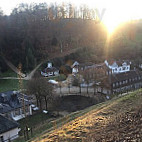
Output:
[33, 89, 142, 142]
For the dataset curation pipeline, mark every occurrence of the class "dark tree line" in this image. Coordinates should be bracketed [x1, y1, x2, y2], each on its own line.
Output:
[0, 2, 107, 73]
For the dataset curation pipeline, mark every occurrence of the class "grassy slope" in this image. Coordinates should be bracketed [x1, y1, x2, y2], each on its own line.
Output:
[0, 79, 27, 92]
[0, 70, 17, 77]
[0, 70, 28, 92]
[32, 89, 142, 142]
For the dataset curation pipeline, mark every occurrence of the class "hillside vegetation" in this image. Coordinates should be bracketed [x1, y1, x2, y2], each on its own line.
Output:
[1, 2, 142, 74]
[33, 89, 142, 142]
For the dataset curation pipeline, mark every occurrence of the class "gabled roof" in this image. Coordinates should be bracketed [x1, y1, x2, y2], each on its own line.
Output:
[102, 70, 142, 89]
[110, 70, 142, 83]
[106, 60, 131, 68]
[71, 61, 79, 68]
[44, 67, 59, 72]
[0, 91, 31, 114]
[0, 115, 19, 134]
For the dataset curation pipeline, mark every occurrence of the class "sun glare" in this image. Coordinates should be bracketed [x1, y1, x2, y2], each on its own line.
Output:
[104, 21, 118, 35]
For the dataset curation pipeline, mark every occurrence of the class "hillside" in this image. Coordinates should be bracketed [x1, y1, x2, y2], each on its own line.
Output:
[33, 90, 142, 142]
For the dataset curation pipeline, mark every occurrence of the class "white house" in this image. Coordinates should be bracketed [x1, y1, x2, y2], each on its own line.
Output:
[0, 115, 20, 142]
[41, 62, 59, 77]
[104, 60, 131, 74]
[71, 61, 79, 74]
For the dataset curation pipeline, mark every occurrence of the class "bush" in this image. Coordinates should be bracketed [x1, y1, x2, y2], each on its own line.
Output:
[72, 77, 79, 86]
[56, 74, 66, 81]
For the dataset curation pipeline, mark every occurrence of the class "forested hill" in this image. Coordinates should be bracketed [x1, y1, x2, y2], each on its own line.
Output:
[0, 3, 108, 72]
[0, 3, 142, 73]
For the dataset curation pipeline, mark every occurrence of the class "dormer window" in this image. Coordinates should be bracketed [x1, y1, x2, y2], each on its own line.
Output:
[113, 83, 115, 87]
[122, 67, 126, 70]
[1, 94, 7, 102]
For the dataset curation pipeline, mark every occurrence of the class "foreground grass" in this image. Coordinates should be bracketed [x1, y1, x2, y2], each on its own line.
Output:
[0, 79, 27, 92]
[0, 70, 17, 77]
[18, 112, 53, 130]
[32, 89, 142, 142]
[14, 96, 110, 142]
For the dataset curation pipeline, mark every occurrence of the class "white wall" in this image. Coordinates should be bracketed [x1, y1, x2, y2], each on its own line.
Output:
[54, 71, 59, 76]
[110, 65, 130, 74]
[0, 128, 20, 142]
[105, 60, 131, 74]
[72, 67, 78, 74]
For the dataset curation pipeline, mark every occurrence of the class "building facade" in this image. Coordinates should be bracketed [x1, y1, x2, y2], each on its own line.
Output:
[0, 91, 32, 121]
[0, 115, 20, 142]
[105, 60, 131, 74]
[41, 62, 59, 77]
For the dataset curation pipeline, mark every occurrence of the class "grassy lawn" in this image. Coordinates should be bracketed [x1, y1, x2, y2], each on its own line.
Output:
[18, 112, 53, 130]
[14, 100, 109, 142]
[13, 89, 142, 142]
[32, 89, 142, 142]
[0, 79, 28, 93]
[0, 70, 17, 77]
[13, 91, 134, 142]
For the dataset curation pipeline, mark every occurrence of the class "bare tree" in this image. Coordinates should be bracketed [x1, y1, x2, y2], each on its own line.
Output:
[81, 70, 90, 94]
[27, 78, 54, 110]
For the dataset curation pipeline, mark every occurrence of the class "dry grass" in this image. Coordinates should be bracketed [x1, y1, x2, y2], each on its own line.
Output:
[33, 89, 142, 142]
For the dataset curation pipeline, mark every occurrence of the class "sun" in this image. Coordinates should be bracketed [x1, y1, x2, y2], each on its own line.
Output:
[103, 19, 120, 35]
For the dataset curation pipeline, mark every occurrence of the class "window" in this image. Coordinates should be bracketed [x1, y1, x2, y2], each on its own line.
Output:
[113, 83, 115, 87]
[122, 67, 126, 70]
[135, 77, 137, 81]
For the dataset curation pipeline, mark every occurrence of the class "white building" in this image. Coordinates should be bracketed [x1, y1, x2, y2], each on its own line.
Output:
[71, 61, 79, 74]
[0, 115, 20, 142]
[104, 60, 131, 74]
[41, 62, 59, 77]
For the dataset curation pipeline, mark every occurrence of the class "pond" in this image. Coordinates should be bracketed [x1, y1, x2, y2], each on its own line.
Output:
[55, 95, 106, 112]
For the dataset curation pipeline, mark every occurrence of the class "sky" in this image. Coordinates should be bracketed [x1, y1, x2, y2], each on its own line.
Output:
[0, 0, 142, 33]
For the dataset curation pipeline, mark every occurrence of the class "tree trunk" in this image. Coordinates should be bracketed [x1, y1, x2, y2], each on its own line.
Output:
[68, 85, 71, 94]
[87, 84, 89, 94]
[79, 85, 81, 94]
[39, 98, 42, 111]
[60, 86, 62, 94]
[60, 41, 63, 53]
[44, 97, 48, 110]
[94, 86, 96, 95]
[36, 96, 39, 107]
